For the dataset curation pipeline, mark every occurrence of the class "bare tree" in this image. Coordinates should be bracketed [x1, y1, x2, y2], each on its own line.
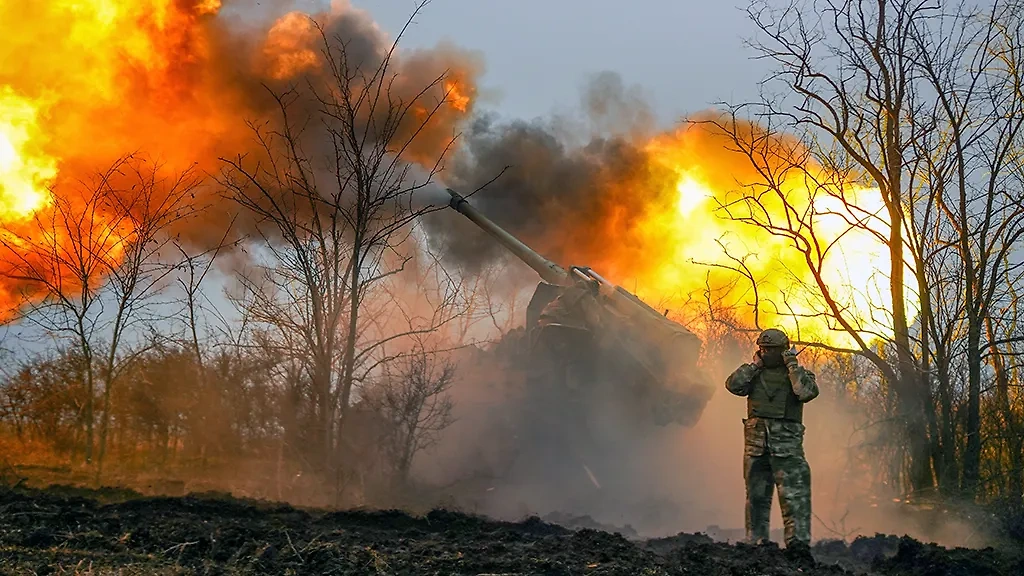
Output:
[93, 161, 199, 478]
[906, 0, 1024, 497]
[175, 222, 237, 375]
[307, 6, 463, 448]
[0, 156, 198, 472]
[219, 3, 465, 484]
[171, 223, 237, 462]
[363, 340, 456, 492]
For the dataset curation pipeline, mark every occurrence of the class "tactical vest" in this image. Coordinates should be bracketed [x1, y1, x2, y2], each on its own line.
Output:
[747, 366, 803, 422]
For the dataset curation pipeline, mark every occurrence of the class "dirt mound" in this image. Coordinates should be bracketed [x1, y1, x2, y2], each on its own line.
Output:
[0, 486, 1020, 575]
[541, 511, 641, 538]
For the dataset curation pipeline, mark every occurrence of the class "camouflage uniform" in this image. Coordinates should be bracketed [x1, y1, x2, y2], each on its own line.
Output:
[725, 329, 819, 547]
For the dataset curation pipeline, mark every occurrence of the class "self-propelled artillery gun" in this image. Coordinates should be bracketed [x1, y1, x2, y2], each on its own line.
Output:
[445, 189, 713, 427]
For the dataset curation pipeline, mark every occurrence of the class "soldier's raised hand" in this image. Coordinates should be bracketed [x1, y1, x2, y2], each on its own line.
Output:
[783, 348, 799, 370]
[753, 349, 764, 368]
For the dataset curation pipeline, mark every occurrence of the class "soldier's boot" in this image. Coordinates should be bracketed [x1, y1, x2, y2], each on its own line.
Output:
[783, 540, 815, 567]
[773, 455, 813, 548]
[743, 454, 774, 544]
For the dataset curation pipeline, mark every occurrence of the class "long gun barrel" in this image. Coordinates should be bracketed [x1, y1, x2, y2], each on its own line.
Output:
[446, 189, 571, 286]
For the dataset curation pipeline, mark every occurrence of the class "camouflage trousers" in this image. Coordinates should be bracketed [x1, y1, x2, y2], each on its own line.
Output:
[742, 418, 812, 546]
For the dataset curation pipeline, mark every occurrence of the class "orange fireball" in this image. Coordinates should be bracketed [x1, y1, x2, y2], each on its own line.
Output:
[591, 124, 916, 349]
[0, 0, 479, 317]
[0, 88, 54, 221]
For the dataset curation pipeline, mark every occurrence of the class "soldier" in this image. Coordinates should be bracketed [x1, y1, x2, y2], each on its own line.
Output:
[725, 328, 819, 559]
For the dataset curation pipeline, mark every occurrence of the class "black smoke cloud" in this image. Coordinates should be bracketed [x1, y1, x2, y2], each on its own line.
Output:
[424, 72, 677, 275]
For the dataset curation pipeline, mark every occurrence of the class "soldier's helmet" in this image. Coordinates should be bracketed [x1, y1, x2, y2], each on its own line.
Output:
[756, 328, 790, 348]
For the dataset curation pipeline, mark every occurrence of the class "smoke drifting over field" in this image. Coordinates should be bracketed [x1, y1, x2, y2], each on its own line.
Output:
[416, 334, 983, 546]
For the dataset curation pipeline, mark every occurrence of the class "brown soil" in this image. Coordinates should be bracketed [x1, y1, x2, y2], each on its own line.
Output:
[0, 486, 1020, 575]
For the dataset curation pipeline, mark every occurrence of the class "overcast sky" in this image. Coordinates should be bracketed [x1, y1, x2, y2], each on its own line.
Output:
[345, 0, 771, 125]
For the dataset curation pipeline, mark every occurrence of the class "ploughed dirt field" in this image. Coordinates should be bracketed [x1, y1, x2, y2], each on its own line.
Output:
[1, 486, 1021, 576]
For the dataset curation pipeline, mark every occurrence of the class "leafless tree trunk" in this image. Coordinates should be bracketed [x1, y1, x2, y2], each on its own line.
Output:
[174, 225, 236, 462]
[94, 161, 199, 479]
[987, 314, 1023, 506]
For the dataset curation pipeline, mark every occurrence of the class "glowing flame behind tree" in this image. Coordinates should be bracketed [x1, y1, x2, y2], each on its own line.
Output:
[0, 157, 200, 467]
[707, 0, 1024, 500]
[634, 122, 918, 350]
